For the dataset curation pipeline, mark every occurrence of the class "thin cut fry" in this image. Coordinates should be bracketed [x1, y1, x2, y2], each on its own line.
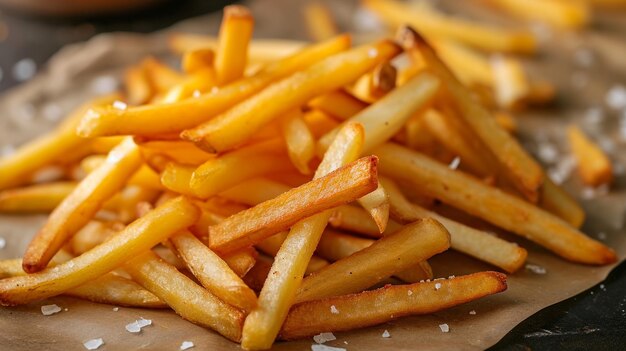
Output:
[0, 182, 76, 213]
[222, 248, 259, 278]
[281, 271, 507, 339]
[351, 62, 397, 103]
[125, 251, 245, 342]
[0, 196, 199, 305]
[69, 220, 118, 255]
[491, 54, 530, 109]
[209, 155, 377, 254]
[280, 109, 316, 174]
[304, 1, 339, 42]
[124, 66, 153, 105]
[430, 39, 493, 87]
[215, 5, 255, 85]
[77, 35, 351, 137]
[363, 0, 536, 53]
[181, 40, 401, 152]
[381, 177, 528, 273]
[329, 205, 402, 238]
[240, 122, 365, 350]
[295, 218, 450, 303]
[356, 182, 389, 233]
[308, 90, 368, 121]
[375, 142, 616, 265]
[540, 178, 586, 228]
[489, 0, 589, 29]
[22, 138, 142, 273]
[182, 48, 215, 74]
[567, 125, 613, 187]
[170, 231, 257, 312]
[255, 231, 331, 274]
[142, 57, 184, 92]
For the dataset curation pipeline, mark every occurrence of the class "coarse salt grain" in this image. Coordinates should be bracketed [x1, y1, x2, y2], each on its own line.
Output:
[606, 85, 626, 110]
[311, 345, 346, 351]
[382, 330, 391, 338]
[330, 305, 339, 314]
[12, 58, 36, 82]
[439, 323, 450, 333]
[90, 75, 118, 94]
[435, 283, 442, 290]
[448, 275, 455, 279]
[597, 232, 607, 241]
[41, 304, 62, 316]
[537, 142, 559, 164]
[83, 338, 104, 350]
[469, 310, 477, 315]
[526, 264, 547, 275]
[0, 237, 5, 250]
[313, 332, 337, 344]
[113, 101, 128, 110]
[180, 341, 195, 350]
[126, 317, 152, 333]
[407, 290, 413, 296]
[113, 307, 119, 312]
[448, 156, 461, 170]
[583, 106, 604, 125]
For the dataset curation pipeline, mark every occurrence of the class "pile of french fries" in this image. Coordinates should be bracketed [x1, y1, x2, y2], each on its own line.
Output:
[0, 3, 618, 350]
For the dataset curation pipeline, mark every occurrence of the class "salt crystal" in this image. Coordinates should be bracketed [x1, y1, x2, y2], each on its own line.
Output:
[83, 338, 104, 350]
[597, 232, 607, 241]
[113, 307, 119, 312]
[469, 310, 477, 315]
[606, 85, 626, 110]
[64, 308, 68, 311]
[435, 283, 442, 290]
[574, 48, 594, 68]
[344, 341, 348, 345]
[113, 101, 127, 110]
[368, 48, 378, 58]
[180, 341, 195, 350]
[311, 345, 346, 351]
[41, 304, 62, 316]
[448, 275, 455, 279]
[439, 323, 450, 333]
[192, 90, 202, 98]
[42, 103, 63, 122]
[382, 330, 391, 338]
[313, 332, 336, 344]
[581, 185, 609, 200]
[600, 284, 605, 290]
[537, 142, 559, 164]
[330, 305, 339, 314]
[12, 58, 36, 82]
[91, 75, 118, 94]
[583, 107, 604, 125]
[525, 264, 547, 275]
[0, 237, 5, 249]
[126, 317, 152, 333]
[548, 156, 576, 185]
[448, 156, 461, 170]
[407, 290, 413, 296]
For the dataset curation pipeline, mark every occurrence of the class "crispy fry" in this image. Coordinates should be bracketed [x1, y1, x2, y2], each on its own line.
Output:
[181, 40, 401, 152]
[124, 65, 153, 105]
[431, 39, 493, 87]
[281, 271, 507, 339]
[182, 48, 215, 74]
[302, 109, 340, 137]
[160, 162, 196, 197]
[138, 139, 215, 166]
[382, 177, 528, 273]
[567, 125, 613, 186]
[491, 55, 530, 109]
[0, 94, 119, 190]
[243, 255, 274, 292]
[69, 220, 118, 255]
[489, 0, 589, 29]
[215, 5, 255, 85]
[255, 231, 331, 273]
[356, 182, 389, 233]
[160, 69, 217, 104]
[375, 142, 616, 265]
[363, 0, 536, 53]
[304, 1, 339, 42]
[351, 62, 397, 103]
[308, 90, 368, 121]
[295, 218, 450, 303]
[22, 138, 142, 273]
[222, 248, 259, 278]
[241, 122, 365, 350]
[0, 196, 199, 305]
[170, 231, 257, 311]
[78, 35, 350, 137]
[220, 177, 289, 205]
[280, 109, 315, 174]
[125, 251, 245, 342]
[329, 205, 402, 238]
[0, 181, 75, 213]
[398, 27, 544, 201]
[142, 57, 184, 93]
[540, 178, 586, 228]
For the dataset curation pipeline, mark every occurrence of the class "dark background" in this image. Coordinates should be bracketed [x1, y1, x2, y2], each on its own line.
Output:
[0, 1, 624, 349]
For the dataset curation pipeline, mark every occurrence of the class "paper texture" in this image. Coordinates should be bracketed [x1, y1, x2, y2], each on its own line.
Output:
[0, 1, 625, 350]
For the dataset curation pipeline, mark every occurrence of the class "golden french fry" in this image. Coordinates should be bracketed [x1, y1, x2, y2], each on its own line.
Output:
[489, 0, 589, 29]
[22, 138, 142, 273]
[124, 65, 153, 105]
[0, 196, 199, 305]
[159, 69, 217, 104]
[381, 176, 528, 273]
[255, 231, 330, 272]
[280, 109, 315, 174]
[328, 205, 402, 238]
[363, 0, 536, 53]
[181, 40, 401, 153]
[281, 271, 507, 339]
[182, 48, 215, 74]
[103, 185, 160, 224]
[375, 142, 616, 265]
[222, 248, 259, 278]
[494, 111, 518, 134]
[308, 90, 368, 121]
[220, 177, 289, 205]
[0, 94, 119, 190]
[69, 220, 118, 255]
[356, 182, 389, 233]
[243, 256, 274, 292]
[304, 1, 339, 42]
[430, 39, 493, 87]
[241, 122, 365, 350]
[160, 162, 196, 197]
[491, 55, 530, 109]
[77, 35, 350, 137]
[398, 27, 544, 202]
[125, 251, 245, 342]
[0, 182, 76, 213]
[215, 5, 255, 85]
[403, 111, 438, 153]
[567, 125, 613, 187]
[170, 231, 257, 312]
[351, 62, 397, 103]
[142, 57, 184, 93]
[540, 178, 585, 228]
[302, 110, 340, 137]
[137, 139, 215, 166]
[295, 218, 450, 303]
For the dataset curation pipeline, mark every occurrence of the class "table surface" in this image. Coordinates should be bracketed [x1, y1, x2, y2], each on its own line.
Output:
[0, 1, 625, 350]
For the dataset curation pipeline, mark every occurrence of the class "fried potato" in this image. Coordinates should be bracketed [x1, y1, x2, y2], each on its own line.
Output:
[0, 181, 76, 213]
[356, 182, 390, 233]
[182, 48, 215, 74]
[215, 5, 254, 85]
[280, 109, 315, 174]
[567, 125, 613, 187]
[351, 61, 397, 103]
[125, 251, 245, 342]
[295, 218, 450, 303]
[375, 142, 616, 265]
[0, 196, 199, 305]
[308, 90, 368, 121]
[489, 0, 589, 29]
[304, 1, 339, 42]
[209, 155, 378, 254]
[124, 65, 153, 105]
[281, 271, 507, 339]
[540, 178, 585, 228]
[222, 248, 259, 278]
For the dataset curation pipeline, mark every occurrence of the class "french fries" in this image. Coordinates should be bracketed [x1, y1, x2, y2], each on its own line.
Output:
[488, 0, 590, 29]
[281, 271, 507, 339]
[0, 181, 76, 213]
[304, 1, 339, 41]
[567, 125, 613, 186]
[375, 142, 616, 264]
[215, 5, 255, 85]
[307, 90, 368, 121]
[279, 109, 316, 174]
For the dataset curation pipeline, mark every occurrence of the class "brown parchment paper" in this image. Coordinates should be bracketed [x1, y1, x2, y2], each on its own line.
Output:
[0, 1, 625, 350]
